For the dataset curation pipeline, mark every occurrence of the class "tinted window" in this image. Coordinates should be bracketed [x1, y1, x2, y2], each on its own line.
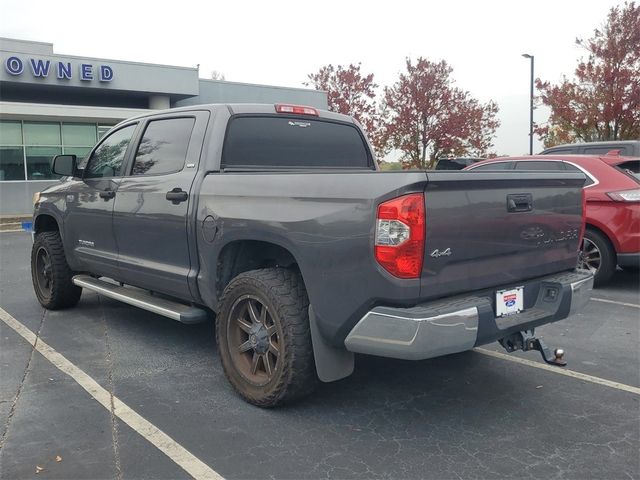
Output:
[85, 124, 137, 179]
[223, 116, 371, 169]
[584, 146, 630, 156]
[514, 161, 565, 171]
[470, 162, 512, 171]
[564, 162, 595, 186]
[542, 148, 574, 155]
[131, 118, 195, 176]
[615, 160, 640, 181]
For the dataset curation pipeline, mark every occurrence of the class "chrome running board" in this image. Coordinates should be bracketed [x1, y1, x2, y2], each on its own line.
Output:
[72, 275, 208, 324]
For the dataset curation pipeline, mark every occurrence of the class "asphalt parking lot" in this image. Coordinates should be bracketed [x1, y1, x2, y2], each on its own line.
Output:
[1, 230, 638, 480]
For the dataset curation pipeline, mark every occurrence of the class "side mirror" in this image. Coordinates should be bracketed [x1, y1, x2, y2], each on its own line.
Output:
[52, 154, 77, 177]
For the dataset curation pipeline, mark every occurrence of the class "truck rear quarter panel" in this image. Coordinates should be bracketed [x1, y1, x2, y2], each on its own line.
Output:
[196, 171, 428, 344]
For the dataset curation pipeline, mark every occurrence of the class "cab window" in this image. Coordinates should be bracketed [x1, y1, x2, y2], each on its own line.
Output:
[131, 118, 195, 176]
[84, 124, 137, 179]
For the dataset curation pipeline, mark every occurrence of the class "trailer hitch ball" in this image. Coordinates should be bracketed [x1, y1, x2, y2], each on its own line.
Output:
[499, 330, 567, 367]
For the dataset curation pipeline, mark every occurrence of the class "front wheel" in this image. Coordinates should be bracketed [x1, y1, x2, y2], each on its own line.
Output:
[31, 231, 82, 309]
[216, 268, 317, 407]
[578, 229, 616, 287]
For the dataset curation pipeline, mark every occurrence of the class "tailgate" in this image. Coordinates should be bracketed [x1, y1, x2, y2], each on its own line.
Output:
[420, 171, 585, 300]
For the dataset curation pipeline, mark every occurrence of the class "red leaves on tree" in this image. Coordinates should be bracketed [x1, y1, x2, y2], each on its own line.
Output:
[305, 63, 380, 140]
[536, 1, 640, 147]
[379, 58, 499, 169]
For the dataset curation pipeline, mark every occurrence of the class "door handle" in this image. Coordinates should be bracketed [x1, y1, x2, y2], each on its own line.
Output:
[166, 188, 188, 204]
[507, 193, 532, 212]
[99, 190, 115, 200]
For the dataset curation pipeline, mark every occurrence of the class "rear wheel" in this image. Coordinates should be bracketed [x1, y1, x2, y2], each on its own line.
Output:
[216, 268, 317, 407]
[579, 229, 616, 287]
[31, 231, 82, 309]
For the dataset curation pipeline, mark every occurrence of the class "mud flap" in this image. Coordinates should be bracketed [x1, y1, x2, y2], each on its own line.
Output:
[309, 305, 354, 382]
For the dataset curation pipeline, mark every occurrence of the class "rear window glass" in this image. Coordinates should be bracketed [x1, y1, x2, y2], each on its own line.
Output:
[615, 160, 640, 181]
[222, 116, 371, 169]
[514, 161, 565, 170]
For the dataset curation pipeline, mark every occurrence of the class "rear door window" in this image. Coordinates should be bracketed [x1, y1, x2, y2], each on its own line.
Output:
[131, 118, 195, 176]
[514, 161, 565, 170]
[563, 162, 595, 186]
[470, 162, 512, 171]
[222, 116, 372, 169]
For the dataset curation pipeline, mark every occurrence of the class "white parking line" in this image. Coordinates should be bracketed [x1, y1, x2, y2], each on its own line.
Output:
[0, 306, 223, 480]
[475, 348, 640, 395]
[590, 297, 640, 309]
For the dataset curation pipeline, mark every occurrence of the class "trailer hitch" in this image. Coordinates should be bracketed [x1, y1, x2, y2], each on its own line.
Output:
[499, 329, 566, 366]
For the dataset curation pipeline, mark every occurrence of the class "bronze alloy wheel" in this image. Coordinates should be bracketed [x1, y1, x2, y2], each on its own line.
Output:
[227, 294, 282, 386]
[35, 246, 53, 298]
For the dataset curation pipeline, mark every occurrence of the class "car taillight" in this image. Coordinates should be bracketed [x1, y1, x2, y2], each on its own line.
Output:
[606, 188, 640, 202]
[579, 188, 586, 246]
[375, 193, 425, 278]
[275, 104, 319, 116]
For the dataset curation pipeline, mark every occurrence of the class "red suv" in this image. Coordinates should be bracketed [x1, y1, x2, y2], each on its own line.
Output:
[465, 153, 640, 286]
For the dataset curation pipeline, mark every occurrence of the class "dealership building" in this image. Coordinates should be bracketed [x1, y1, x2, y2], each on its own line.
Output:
[0, 37, 328, 215]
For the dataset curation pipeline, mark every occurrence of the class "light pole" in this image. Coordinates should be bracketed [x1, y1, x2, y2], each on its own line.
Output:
[522, 53, 534, 155]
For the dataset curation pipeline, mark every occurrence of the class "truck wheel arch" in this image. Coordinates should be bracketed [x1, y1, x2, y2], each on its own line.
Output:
[216, 240, 303, 301]
[214, 239, 355, 383]
[34, 214, 60, 234]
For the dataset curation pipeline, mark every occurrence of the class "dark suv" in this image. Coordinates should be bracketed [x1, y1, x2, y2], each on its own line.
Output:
[541, 140, 640, 157]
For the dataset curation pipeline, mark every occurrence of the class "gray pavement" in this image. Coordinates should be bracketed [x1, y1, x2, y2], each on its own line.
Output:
[1, 231, 639, 479]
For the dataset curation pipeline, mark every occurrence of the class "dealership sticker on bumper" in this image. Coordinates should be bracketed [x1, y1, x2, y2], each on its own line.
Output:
[496, 286, 524, 317]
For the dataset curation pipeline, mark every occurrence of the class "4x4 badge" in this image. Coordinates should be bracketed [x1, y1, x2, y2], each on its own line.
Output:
[430, 248, 452, 258]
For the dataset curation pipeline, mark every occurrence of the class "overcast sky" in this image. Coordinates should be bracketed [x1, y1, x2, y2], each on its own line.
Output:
[0, 0, 622, 156]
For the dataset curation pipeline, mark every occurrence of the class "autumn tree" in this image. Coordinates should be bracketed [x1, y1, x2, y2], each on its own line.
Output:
[379, 58, 499, 169]
[305, 63, 379, 140]
[535, 1, 640, 146]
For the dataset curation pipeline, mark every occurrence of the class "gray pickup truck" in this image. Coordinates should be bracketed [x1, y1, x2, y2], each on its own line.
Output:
[31, 104, 593, 407]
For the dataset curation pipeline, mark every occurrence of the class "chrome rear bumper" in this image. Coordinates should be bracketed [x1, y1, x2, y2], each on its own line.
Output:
[344, 270, 593, 361]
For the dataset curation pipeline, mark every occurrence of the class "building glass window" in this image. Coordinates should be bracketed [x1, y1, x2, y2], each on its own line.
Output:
[0, 120, 111, 181]
[0, 121, 25, 180]
[24, 122, 62, 146]
[0, 147, 25, 180]
[98, 125, 112, 140]
[0, 120, 23, 145]
[63, 146, 93, 161]
[26, 146, 63, 180]
[62, 123, 97, 146]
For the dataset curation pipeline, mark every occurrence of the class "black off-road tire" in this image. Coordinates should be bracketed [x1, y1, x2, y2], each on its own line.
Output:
[582, 229, 616, 287]
[31, 231, 82, 309]
[216, 268, 317, 407]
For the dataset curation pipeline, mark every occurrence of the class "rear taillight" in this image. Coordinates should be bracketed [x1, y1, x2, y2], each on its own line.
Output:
[606, 188, 640, 202]
[275, 104, 319, 116]
[375, 193, 425, 278]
